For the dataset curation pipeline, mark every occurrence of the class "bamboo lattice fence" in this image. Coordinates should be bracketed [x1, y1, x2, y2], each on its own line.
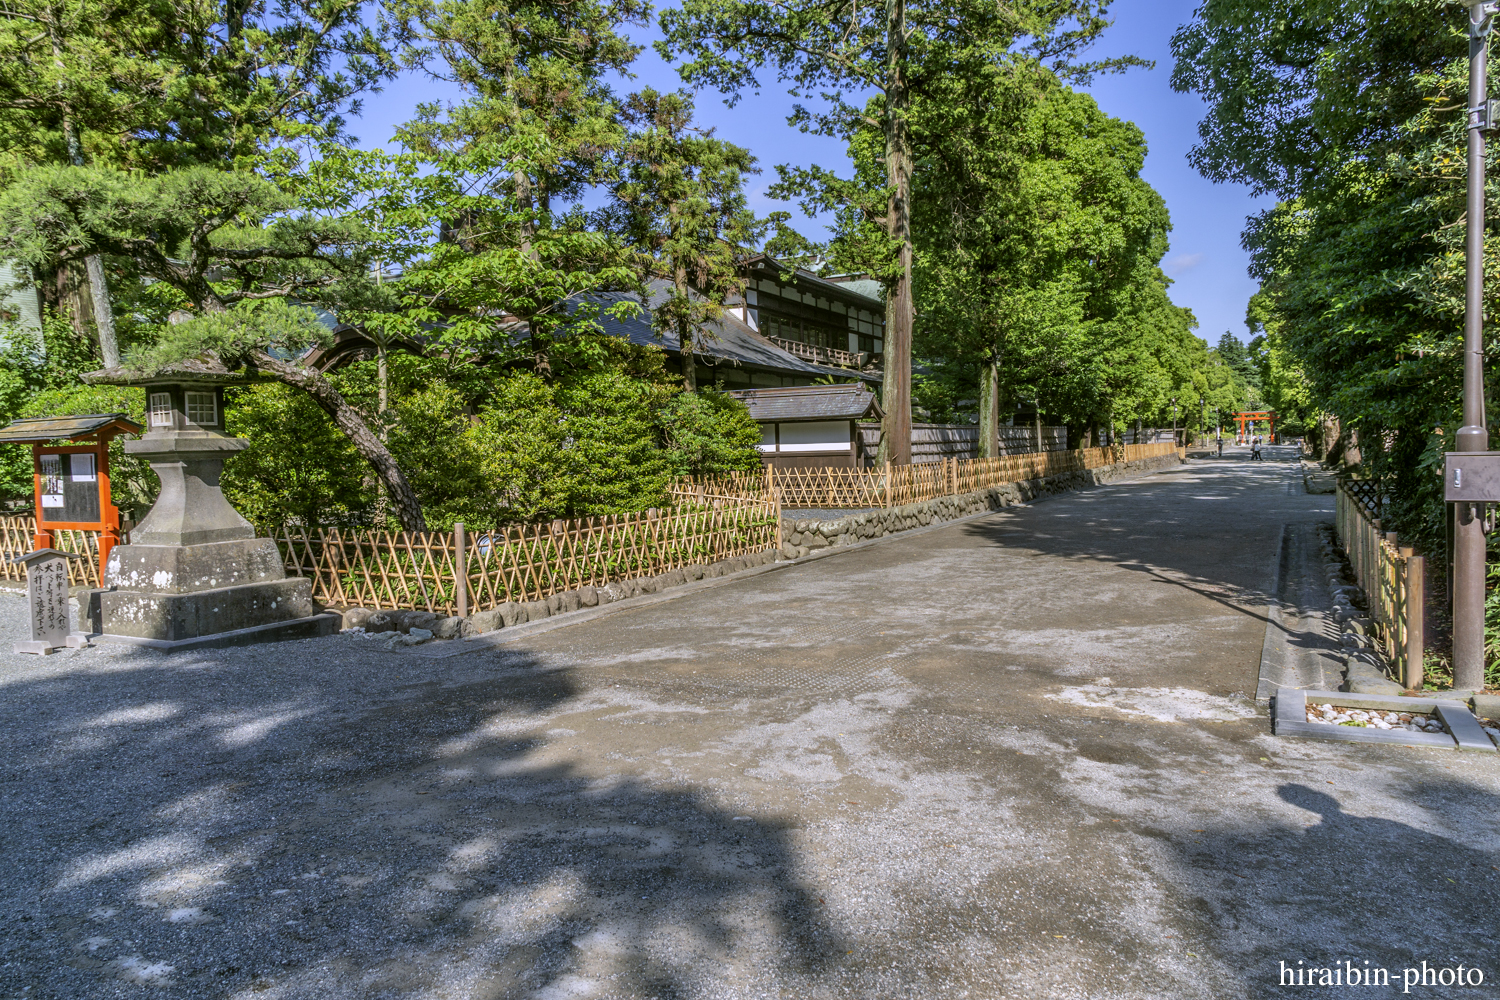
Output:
[680, 441, 1181, 509]
[0, 517, 105, 587]
[1336, 482, 1424, 688]
[269, 492, 780, 615]
[0, 440, 1176, 615]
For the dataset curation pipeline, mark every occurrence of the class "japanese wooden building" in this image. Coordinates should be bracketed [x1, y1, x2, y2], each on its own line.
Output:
[732, 384, 883, 470]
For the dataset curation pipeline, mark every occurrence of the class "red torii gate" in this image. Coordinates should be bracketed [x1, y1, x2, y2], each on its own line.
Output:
[1232, 410, 1276, 444]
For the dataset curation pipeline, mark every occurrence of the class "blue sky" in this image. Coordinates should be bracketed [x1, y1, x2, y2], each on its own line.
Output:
[346, 0, 1269, 347]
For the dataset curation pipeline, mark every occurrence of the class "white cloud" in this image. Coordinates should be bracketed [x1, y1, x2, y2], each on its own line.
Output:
[1164, 253, 1204, 277]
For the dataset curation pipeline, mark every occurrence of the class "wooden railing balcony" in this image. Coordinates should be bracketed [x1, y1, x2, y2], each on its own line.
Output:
[767, 336, 872, 370]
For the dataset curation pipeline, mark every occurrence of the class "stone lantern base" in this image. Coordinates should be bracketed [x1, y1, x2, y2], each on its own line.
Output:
[97, 538, 339, 648]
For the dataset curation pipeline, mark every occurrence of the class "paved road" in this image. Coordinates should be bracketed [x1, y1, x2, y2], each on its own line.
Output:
[3, 456, 1498, 999]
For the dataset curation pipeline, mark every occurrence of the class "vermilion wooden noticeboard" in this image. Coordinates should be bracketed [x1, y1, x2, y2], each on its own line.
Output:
[0, 414, 142, 582]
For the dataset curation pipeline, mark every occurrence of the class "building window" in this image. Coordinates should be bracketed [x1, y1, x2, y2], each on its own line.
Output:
[185, 391, 217, 426]
[149, 392, 173, 427]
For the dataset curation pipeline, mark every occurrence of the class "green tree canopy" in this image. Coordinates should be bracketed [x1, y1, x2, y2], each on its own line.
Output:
[1173, 0, 1477, 545]
[658, 0, 1135, 463]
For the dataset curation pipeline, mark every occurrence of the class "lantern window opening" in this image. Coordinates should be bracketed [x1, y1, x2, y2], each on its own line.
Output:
[149, 393, 173, 427]
[185, 391, 217, 426]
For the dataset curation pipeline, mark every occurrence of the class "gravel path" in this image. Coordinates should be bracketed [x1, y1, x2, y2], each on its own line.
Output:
[3, 455, 1498, 999]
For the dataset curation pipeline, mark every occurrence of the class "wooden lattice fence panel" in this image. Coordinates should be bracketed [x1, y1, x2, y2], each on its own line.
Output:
[269, 493, 779, 614]
[0, 516, 104, 587]
[676, 442, 1180, 511]
[271, 527, 461, 614]
[1341, 478, 1382, 518]
[463, 497, 779, 609]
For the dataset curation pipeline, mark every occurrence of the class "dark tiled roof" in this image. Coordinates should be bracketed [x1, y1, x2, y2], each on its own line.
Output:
[729, 384, 883, 422]
[588, 280, 878, 383]
[0, 413, 141, 442]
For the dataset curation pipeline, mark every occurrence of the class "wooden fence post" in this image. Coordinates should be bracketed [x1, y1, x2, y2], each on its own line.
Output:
[1405, 551, 1424, 691]
[454, 521, 467, 619]
[885, 460, 891, 508]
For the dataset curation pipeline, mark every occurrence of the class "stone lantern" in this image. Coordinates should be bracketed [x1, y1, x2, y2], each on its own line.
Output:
[82, 363, 340, 648]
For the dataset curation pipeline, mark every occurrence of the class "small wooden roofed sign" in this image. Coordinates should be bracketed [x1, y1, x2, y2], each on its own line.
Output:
[0, 412, 143, 580]
[730, 384, 883, 470]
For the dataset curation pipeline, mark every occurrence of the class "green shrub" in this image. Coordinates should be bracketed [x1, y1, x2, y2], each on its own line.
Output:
[222, 382, 370, 528]
[655, 387, 763, 478]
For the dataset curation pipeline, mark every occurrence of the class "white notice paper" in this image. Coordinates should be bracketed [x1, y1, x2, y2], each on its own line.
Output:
[39, 454, 63, 507]
[69, 452, 96, 482]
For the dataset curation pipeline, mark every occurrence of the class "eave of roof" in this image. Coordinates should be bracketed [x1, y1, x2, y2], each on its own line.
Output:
[729, 384, 883, 422]
[0, 413, 142, 442]
[587, 281, 881, 385]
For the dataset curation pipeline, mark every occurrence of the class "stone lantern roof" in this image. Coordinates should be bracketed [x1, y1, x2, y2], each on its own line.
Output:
[81, 355, 281, 386]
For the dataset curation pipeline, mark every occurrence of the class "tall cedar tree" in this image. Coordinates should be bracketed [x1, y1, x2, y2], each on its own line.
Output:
[893, 52, 1198, 451]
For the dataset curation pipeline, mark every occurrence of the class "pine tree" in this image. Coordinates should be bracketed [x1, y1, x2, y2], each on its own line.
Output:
[609, 88, 761, 391]
[371, 0, 650, 372]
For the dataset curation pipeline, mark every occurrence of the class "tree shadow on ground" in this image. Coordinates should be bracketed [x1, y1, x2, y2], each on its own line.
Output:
[0, 641, 840, 999]
[1168, 783, 1500, 999]
[955, 460, 1333, 646]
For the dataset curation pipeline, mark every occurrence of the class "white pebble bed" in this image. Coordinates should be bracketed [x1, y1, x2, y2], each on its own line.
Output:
[1305, 703, 1445, 734]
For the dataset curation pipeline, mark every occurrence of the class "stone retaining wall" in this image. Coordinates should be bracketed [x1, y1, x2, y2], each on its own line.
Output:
[343, 451, 1182, 641]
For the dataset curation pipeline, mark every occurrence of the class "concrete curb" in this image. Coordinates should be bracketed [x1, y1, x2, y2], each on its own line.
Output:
[1271, 687, 1497, 752]
[406, 459, 1196, 659]
[1254, 524, 1291, 702]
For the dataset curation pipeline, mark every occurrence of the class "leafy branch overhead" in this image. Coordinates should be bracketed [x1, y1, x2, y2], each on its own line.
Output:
[0, 165, 374, 314]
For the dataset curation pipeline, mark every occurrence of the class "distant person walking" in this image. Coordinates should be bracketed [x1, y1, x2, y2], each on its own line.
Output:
[1251, 435, 1263, 461]
[1216, 430, 1223, 458]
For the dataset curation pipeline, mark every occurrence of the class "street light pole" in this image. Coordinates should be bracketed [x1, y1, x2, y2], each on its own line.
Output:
[1455, 0, 1498, 691]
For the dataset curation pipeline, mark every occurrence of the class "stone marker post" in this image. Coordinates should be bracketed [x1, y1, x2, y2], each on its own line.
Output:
[13, 549, 88, 654]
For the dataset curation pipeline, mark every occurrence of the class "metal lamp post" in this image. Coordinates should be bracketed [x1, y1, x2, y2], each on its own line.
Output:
[1452, 0, 1499, 692]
